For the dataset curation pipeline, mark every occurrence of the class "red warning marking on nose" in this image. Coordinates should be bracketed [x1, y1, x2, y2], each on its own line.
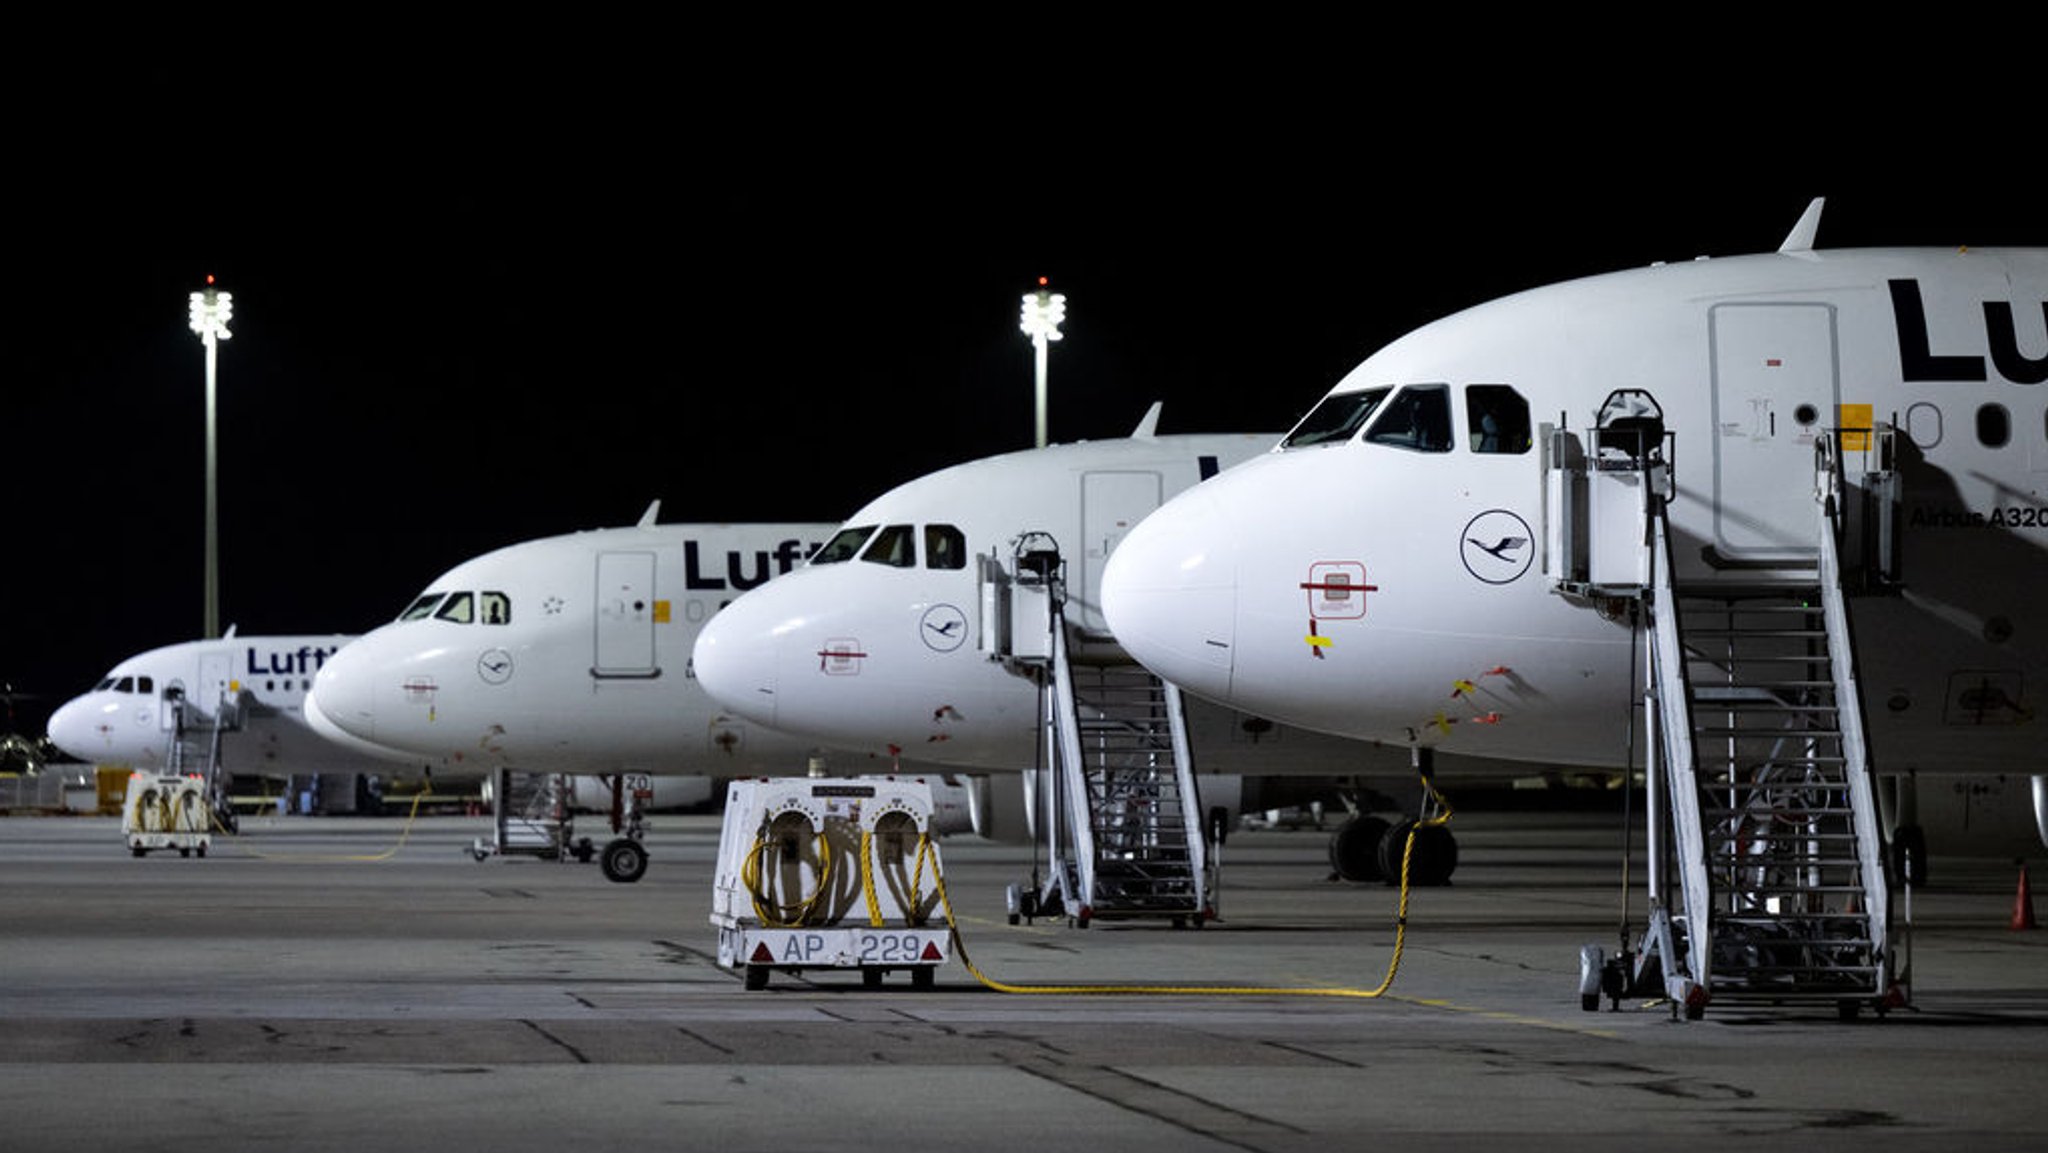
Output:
[1302, 562, 1376, 619]
[818, 638, 867, 674]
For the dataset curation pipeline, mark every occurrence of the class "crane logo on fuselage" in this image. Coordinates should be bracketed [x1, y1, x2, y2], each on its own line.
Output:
[1460, 511, 1534, 585]
[919, 605, 968, 652]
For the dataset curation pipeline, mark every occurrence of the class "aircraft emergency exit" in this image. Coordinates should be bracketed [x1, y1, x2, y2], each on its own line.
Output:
[1101, 201, 2047, 866]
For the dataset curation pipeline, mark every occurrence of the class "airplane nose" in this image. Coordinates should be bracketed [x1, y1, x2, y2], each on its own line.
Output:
[692, 588, 786, 729]
[1102, 482, 1239, 703]
[306, 643, 377, 745]
[45, 695, 116, 761]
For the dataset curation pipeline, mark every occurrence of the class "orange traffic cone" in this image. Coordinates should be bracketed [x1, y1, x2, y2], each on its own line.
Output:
[2013, 864, 2038, 932]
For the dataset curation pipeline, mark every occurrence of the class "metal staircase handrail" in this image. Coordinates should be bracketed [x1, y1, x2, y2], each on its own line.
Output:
[1813, 436, 1891, 974]
[1159, 679, 1209, 914]
[1648, 506, 1715, 998]
[1046, 604, 1099, 909]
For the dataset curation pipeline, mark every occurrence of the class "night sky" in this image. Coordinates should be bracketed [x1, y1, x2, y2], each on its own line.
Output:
[6, 54, 2037, 744]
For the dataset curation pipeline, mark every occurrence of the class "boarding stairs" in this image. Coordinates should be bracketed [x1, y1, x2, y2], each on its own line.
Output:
[163, 684, 243, 831]
[982, 536, 1213, 927]
[1556, 393, 1897, 1018]
[484, 769, 573, 859]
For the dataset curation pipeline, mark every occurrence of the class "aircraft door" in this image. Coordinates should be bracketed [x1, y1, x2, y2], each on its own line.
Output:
[1079, 470, 1164, 637]
[1710, 302, 1839, 561]
[594, 551, 659, 678]
[197, 652, 232, 722]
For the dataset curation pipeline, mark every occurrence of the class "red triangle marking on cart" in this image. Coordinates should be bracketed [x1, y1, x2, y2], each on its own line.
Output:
[920, 941, 943, 961]
[750, 943, 775, 963]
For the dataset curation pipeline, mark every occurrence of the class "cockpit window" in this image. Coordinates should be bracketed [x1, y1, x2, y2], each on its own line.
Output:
[1466, 384, 1532, 454]
[434, 591, 476, 623]
[400, 593, 445, 621]
[137, 676, 153, 694]
[480, 591, 511, 625]
[114, 676, 134, 693]
[812, 525, 876, 565]
[861, 524, 917, 568]
[1282, 387, 1393, 448]
[1365, 385, 1453, 453]
[94, 677, 115, 691]
[924, 525, 966, 571]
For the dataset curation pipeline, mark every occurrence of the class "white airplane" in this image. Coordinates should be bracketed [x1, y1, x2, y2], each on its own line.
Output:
[1100, 200, 2044, 854]
[46, 630, 413, 805]
[305, 508, 983, 880]
[1093, 201, 2043, 1013]
[688, 405, 1538, 904]
[47, 627, 723, 820]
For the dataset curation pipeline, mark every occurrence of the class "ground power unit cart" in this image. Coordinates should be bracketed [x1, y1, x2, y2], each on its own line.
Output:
[711, 777, 950, 990]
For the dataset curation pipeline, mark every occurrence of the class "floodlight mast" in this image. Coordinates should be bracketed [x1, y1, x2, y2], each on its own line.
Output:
[187, 280, 233, 641]
[1018, 279, 1066, 449]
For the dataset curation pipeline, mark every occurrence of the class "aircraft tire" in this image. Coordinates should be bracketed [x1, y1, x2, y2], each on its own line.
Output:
[1328, 816, 1389, 882]
[600, 837, 649, 884]
[1378, 820, 1457, 886]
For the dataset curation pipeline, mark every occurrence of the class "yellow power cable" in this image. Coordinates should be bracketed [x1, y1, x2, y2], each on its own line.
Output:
[859, 827, 937, 929]
[743, 827, 833, 927]
[224, 788, 433, 863]
[939, 772, 1454, 999]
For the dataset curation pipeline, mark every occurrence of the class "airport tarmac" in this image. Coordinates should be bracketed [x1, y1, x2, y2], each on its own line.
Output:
[1, 805, 2043, 1152]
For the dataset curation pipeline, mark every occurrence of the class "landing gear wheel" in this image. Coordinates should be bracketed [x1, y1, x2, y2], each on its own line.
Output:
[1378, 821, 1458, 886]
[600, 837, 648, 884]
[1328, 815, 1390, 882]
[743, 965, 769, 991]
